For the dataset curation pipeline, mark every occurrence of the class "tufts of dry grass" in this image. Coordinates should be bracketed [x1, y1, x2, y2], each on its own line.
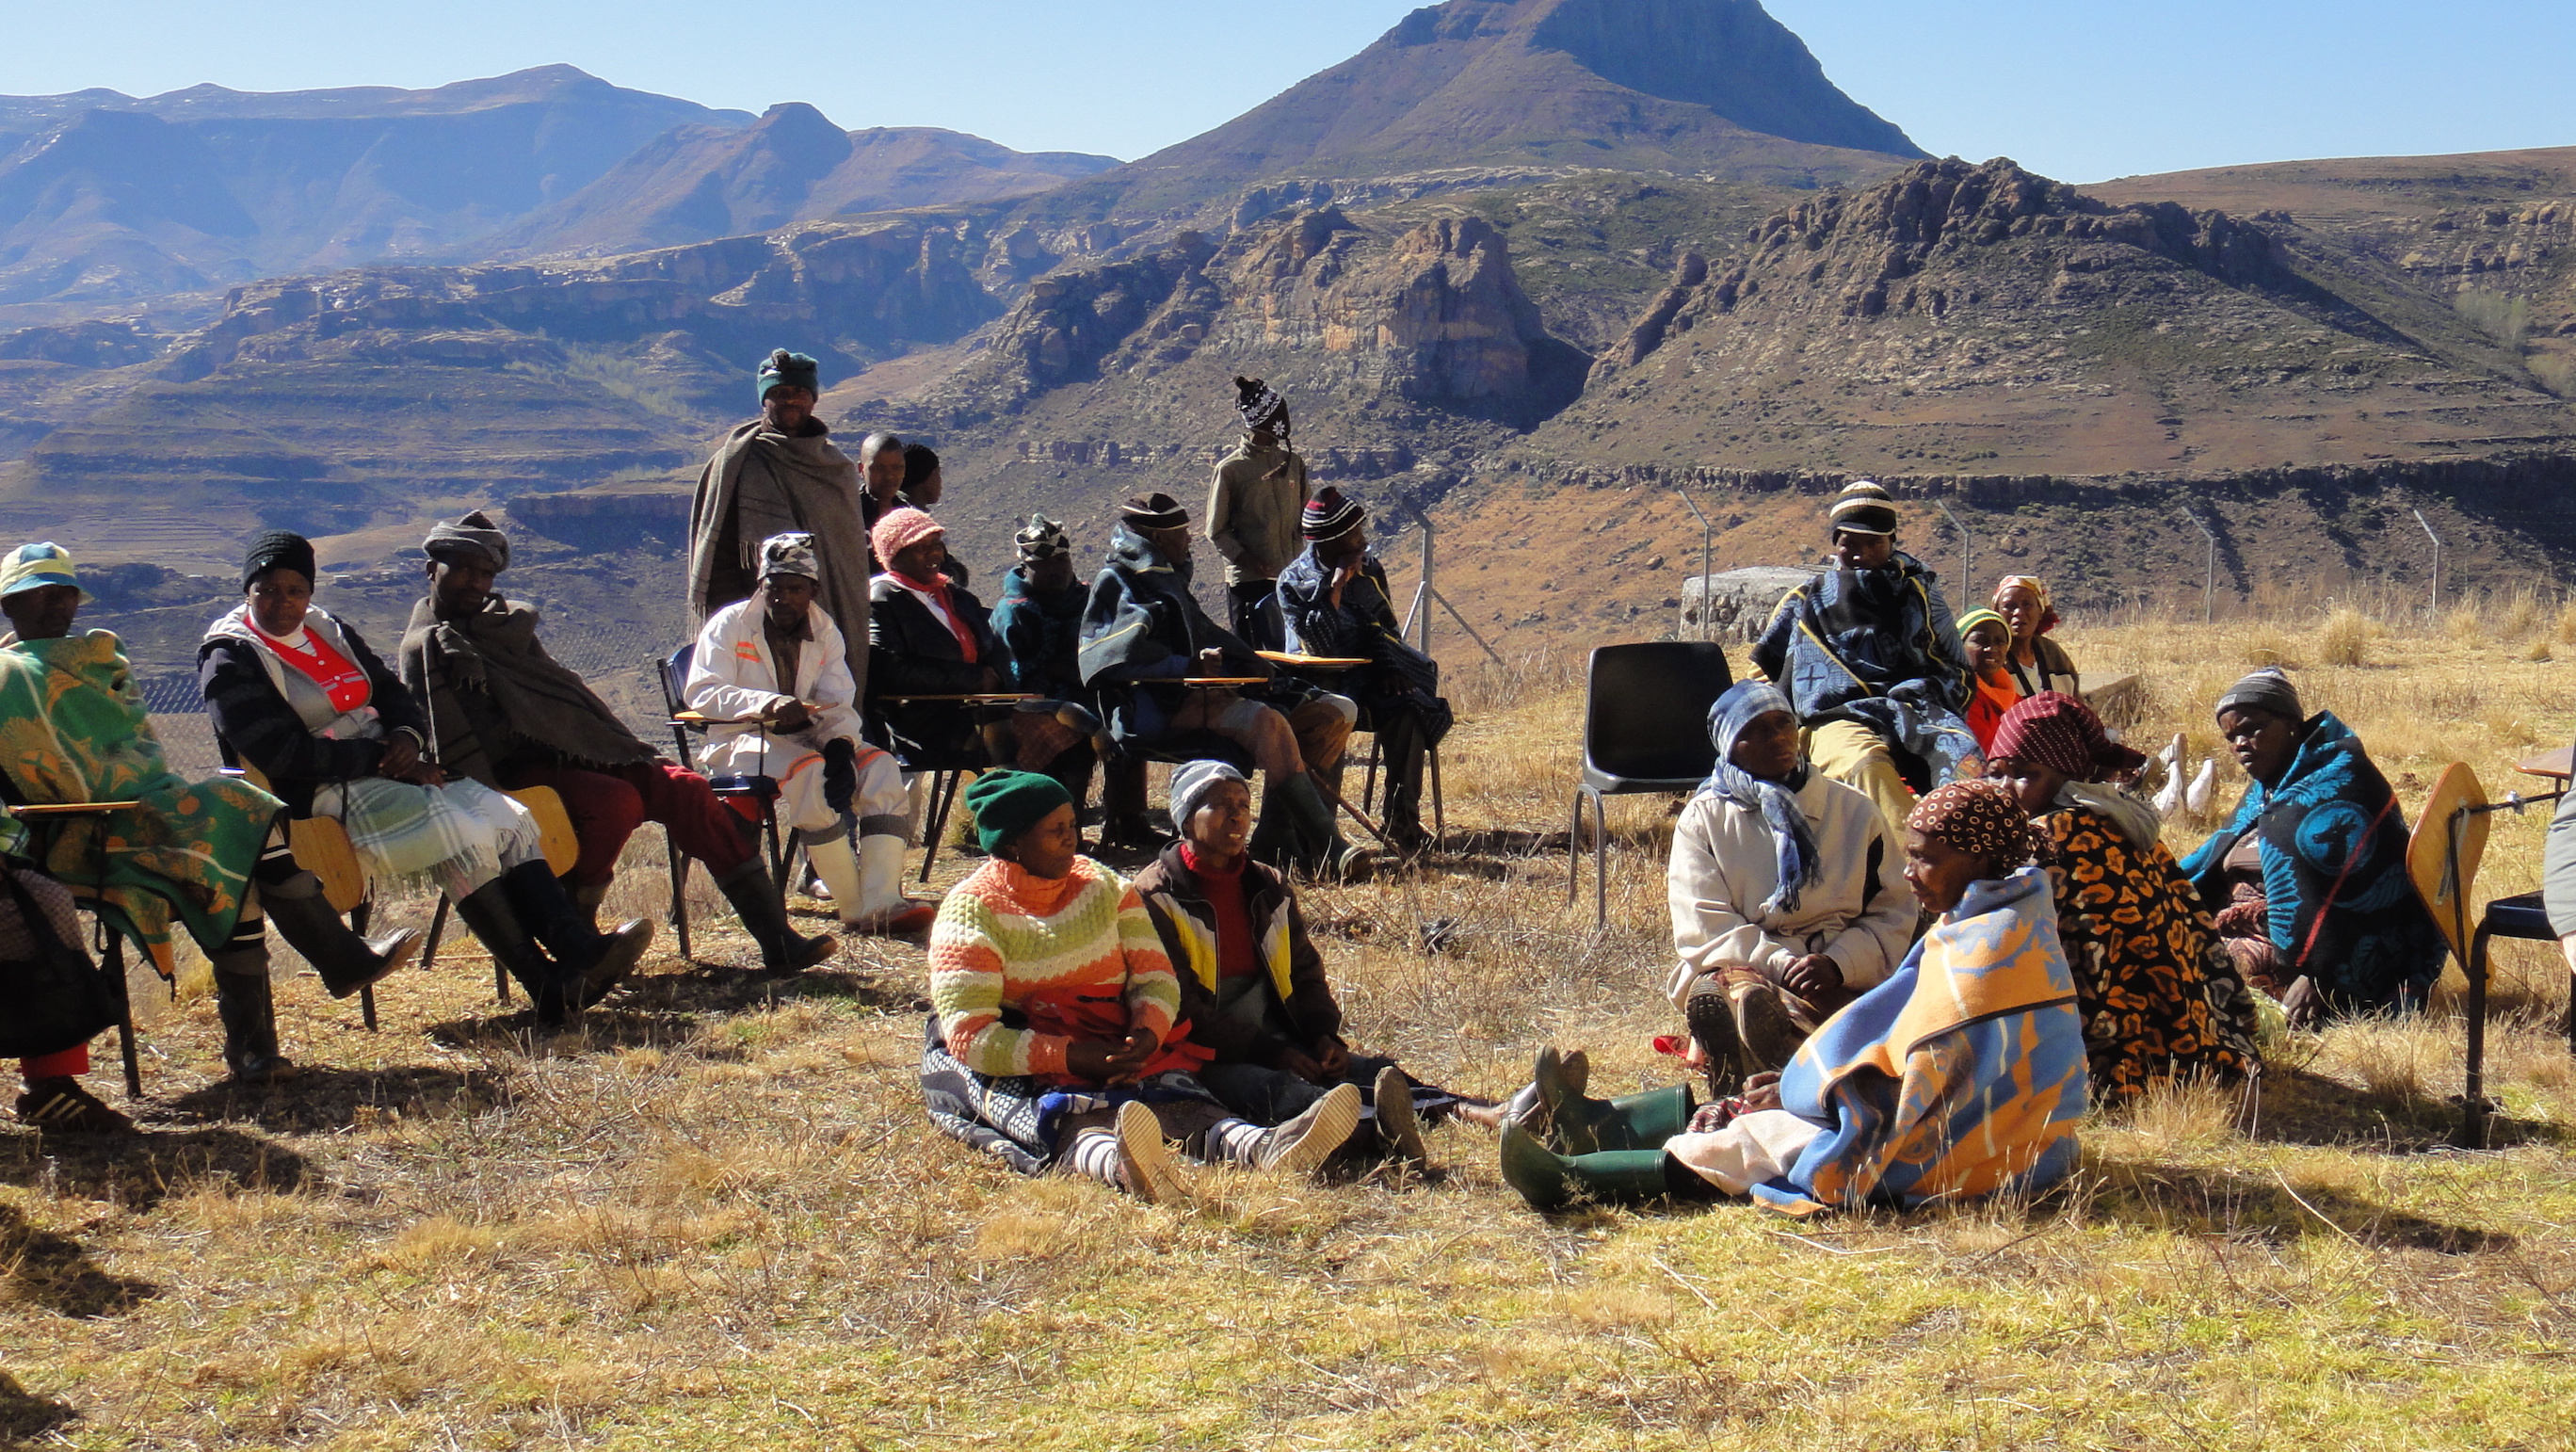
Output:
[0, 613, 2572, 1449]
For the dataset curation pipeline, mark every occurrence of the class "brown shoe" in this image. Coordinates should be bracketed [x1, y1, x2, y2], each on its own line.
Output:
[1733, 982, 1808, 1073]
[1685, 976, 1745, 1098]
[1373, 1065, 1429, 1167]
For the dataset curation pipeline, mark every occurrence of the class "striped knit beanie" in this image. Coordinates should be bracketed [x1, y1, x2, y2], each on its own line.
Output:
[1300, 487, 1365, 541]
[1120, 493, 1189, 531]
[1828, 480, 1897, 538]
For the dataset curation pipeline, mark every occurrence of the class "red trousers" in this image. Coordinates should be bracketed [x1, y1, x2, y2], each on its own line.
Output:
[500, 761, 755, 889]
[21, 1044, 86, 1080]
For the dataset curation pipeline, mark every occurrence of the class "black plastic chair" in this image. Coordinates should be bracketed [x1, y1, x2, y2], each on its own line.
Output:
[658, 642, 787, 961]
[1091, 684, 1258, 844]
[1567, 642, 1734, 928]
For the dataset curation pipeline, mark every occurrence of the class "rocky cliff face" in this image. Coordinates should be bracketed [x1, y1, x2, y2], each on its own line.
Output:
[937, 209, 1582, 427]
[1554, 156, 2576, 479]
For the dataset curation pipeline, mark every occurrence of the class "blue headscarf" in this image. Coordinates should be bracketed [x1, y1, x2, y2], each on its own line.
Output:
[1699, 680, 1822, 917]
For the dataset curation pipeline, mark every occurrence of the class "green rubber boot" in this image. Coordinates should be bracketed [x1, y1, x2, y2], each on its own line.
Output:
[1534, 1048, 1694, 1155]
[1499, 1121, 1681, 1212]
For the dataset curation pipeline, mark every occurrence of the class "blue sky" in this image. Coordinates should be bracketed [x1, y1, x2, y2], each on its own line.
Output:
[0, 0, 2568, 182]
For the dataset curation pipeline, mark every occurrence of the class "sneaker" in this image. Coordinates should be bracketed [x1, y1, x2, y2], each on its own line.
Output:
[15, 1078, 137, 1136]
[1733, 982, 1808, 1073]
[1372, 1065, 1429, 1167]
[1255, 1082, 1364, 1176]
[1115, 1101, 1187, 1204]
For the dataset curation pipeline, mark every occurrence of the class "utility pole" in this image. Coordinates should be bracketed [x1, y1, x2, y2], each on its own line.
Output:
[2180, 508, 2219, 622]
[2413, 508, 2444, 617]
[1934, 499, 1972, 596]
[1672, 484, 1715, 640]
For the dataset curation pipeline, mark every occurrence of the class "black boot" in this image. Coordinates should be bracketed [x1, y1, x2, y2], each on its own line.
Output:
[259, 874, 423, 999]
[210, 946, 298, 1083]
[454, 879, 575, 1027]
[1377, 712, 1431, 853]
[500, 861, 652, 1010]
[715, 860, 836, 974]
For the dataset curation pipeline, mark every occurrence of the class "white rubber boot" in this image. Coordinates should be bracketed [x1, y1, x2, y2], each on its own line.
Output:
[852, 834, 936, 933]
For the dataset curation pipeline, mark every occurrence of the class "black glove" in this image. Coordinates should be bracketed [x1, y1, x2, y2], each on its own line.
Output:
[822, 737, 858, 816]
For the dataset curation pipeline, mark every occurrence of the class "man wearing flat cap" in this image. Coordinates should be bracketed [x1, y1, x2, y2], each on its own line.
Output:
[1750, 481, 1979, 837]
[401, 511, 834, 974]
[686, 349, 875, 697]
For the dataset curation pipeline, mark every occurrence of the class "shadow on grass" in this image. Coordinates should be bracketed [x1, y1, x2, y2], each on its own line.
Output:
[0, 1125, 309, 1208]
[0, 1202, 156, 1316]
[166, 1065, 504, 1136]
[0, 1371, 77, 1447]
[2085, 1158, 2516, 1253]
[2251, 1065, 2570, 1152]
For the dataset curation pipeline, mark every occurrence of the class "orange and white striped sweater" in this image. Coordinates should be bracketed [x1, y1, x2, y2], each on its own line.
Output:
[928, 855, 1199, 1082]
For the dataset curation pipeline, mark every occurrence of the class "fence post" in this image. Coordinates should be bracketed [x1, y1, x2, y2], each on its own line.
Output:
[2413, 508, 2444, 618]
[2181, 508, 2218, 622]
[1934, 499, 1972, 598]
[1672, 485, 1714, 639]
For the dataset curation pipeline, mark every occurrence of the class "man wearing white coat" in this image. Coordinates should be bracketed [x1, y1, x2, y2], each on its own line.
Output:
[1667, 680, 1918, 1090]
[686, 533, 932, 935]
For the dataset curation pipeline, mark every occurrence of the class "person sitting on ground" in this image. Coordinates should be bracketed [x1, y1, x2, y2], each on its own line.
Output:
[1992, 575, 2081, 700]
[0, 541, 389, 1088]
[202, 532, 650, 1041]
[1132, 762, 1499, 1168]
[686, 349, 874, 697]
[1670, 682, 1917, 1095]
[1988, 692, 2262, 1101]
[2, 851, 132, 1135]
[1956, 608, 2023, 754]
[399, 511, 832, 974]
[1205, 377, 1309, 653]
[1502, 780, 2087, 1214]
[1751, 481, 1979, 838]
[1078, 492, 1362, 878]
[688, 532, 930, 936]
[2181, 670, 2443, 1024]
[987, 515, 1103, 808]
[1272, 488, 1453, 852]
[918, 769, 1366, 1202]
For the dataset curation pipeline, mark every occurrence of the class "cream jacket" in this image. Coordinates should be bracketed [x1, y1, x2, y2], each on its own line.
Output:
[1664, 771, 1919, 1008]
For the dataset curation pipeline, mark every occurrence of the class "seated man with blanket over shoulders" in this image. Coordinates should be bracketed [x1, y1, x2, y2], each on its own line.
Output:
[398, 511, 834, 974]
[1272, 488, 1452, 853]
[1751, 481, 1981, 839]
[1078, 492, 1363, 879]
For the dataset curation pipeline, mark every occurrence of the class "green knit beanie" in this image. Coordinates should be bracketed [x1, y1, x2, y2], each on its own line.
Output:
[967, 769, 1073, 856]
[758, 348, 820, 404]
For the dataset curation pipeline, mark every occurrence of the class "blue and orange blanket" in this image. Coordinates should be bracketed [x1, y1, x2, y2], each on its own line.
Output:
[1754, 866, 2089, 1215]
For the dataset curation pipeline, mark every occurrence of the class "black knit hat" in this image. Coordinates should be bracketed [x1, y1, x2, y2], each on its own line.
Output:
[1120, 492, 1188, 531]
[242, 530, 316, 588]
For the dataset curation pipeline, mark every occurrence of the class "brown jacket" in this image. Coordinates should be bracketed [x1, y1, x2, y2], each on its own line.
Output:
[1131, 843, 1341, 1067]
[1204, 436, 1309, 587]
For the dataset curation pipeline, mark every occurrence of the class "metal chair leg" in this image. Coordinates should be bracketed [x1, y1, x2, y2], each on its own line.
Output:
[920, 770, 960, 885]
[667, 826, 693, 962]
[350, 895, 378, 1032]
[1427, 738, 1445, 851]
[2463, 922, 2493, 1147]
[105, 933, 140, 1099]
[1362, 734, 1382, 815]
[1592, 792, 1609, 932]
[1567, 789, 1586, 907]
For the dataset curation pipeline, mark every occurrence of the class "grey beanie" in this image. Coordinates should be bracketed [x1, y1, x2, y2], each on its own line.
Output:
[2214, 668, 2304, 724]
[1169, 759, 1248, 835]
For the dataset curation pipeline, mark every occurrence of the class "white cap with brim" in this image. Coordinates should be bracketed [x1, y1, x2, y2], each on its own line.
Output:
[0, 541, 91, 603]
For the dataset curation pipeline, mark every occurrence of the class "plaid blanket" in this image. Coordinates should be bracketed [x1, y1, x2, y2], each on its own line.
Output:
[0, 631, 279, 975]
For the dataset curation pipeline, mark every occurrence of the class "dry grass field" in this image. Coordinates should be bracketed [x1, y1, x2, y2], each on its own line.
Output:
[5, 595, 2576, 1449]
